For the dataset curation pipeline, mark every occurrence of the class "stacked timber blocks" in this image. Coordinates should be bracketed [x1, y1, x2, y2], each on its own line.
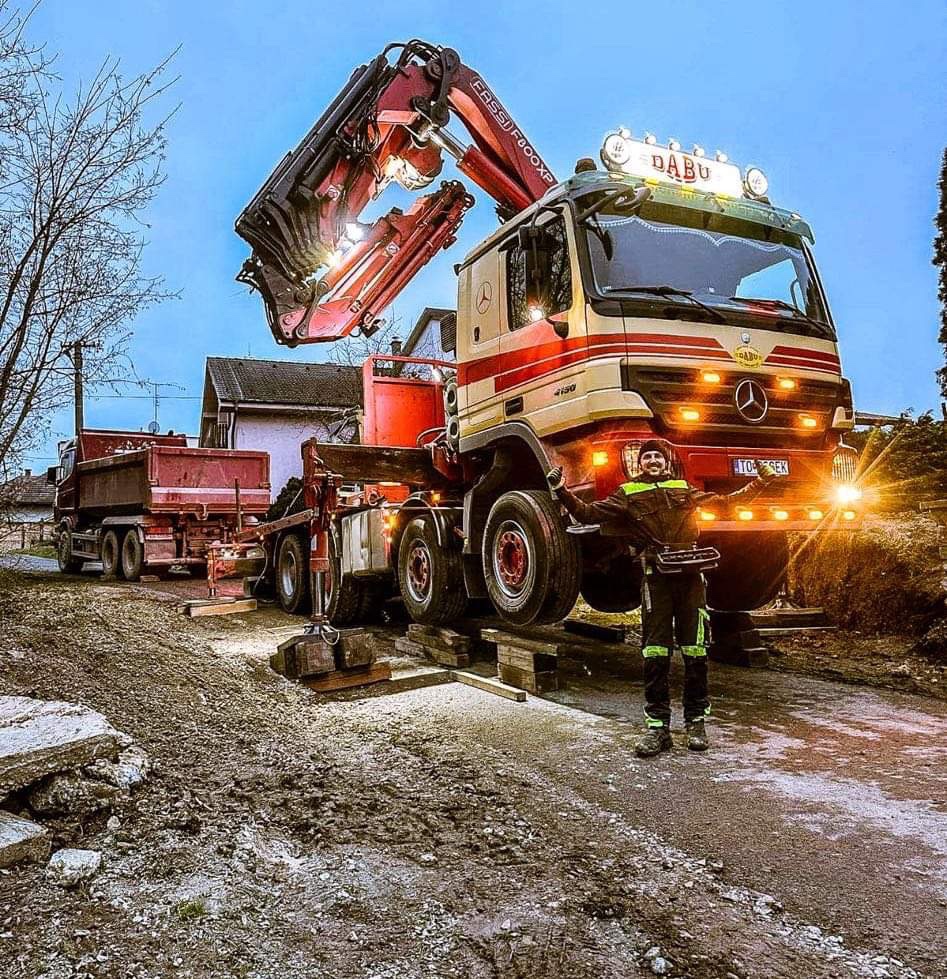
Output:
[395, 624, 471, 668]
[270, 630, 390, 692]
[481, 629, 559, 694]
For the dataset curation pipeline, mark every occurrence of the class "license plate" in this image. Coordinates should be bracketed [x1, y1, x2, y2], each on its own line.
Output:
[732, 458, 790, 477]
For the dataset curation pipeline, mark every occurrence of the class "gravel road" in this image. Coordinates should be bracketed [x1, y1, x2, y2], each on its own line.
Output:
[0, 568, 943, 978]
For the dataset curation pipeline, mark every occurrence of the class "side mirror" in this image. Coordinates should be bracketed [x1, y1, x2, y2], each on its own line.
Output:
[46, 465, 59, 485]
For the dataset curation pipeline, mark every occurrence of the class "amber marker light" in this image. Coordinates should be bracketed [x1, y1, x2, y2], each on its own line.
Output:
[592, 450, 610, 467]
[701, 370, 721, 384]
[773, 509, 789, 521]
[737, 509, 754, 521]
[842, 510, 857, 520]
[798, 414, 818, 429]
[679, 407, 701, 422]
[808, 509, 824, 521]
[431, 492, 441, 504]
[698, 510, 716, 522]
[777, 377, 797, 390]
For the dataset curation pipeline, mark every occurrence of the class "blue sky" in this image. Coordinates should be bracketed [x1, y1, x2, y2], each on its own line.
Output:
[24, 0, 947, 466]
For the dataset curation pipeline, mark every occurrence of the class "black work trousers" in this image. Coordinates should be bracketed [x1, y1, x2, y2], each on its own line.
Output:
[640, 570, 710, 727]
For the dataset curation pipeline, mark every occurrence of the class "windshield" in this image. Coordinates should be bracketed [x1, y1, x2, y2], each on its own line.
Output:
[585, 206, 835, 340]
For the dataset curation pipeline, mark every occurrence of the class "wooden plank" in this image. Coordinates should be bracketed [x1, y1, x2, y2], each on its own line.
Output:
[496, 644, 557, 674]
[498, 663, 559, 695]
[336, 630, 377, 670]
[563, 619, 626, 643]
[271, 635, 337, 679]
[302, 663, 392, 693]
[450, 670, 527, 702]
[395, 637, 469, 668]
[184, 598, 257, 618]
[480, 628, 559, 655]
[406, 623, 471, 651]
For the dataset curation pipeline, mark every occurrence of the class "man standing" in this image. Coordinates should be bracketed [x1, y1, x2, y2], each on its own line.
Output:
[546, 440, 777, 757]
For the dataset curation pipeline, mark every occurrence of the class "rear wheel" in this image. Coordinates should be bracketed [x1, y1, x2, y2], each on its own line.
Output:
[56, 528, 83, 574]
[276, 533, 310, 615]
[581, 553, 642, 613]
[482, 490, 581, 625]
[324, 531, 362, 625]
[100, 530, 124, 579]
[121, 529, 144, 581]
[397, 516, 467, 625]
[705, 531, 788, 611]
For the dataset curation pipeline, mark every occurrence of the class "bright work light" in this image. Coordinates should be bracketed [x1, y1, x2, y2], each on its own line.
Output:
[744, 166, 769, 198]
[835, 484, 862, 505]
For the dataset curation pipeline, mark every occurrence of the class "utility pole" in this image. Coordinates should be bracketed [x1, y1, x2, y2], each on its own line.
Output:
[73, 341, 84, 434]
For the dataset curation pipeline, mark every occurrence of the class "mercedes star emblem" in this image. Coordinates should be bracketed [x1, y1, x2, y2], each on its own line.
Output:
[734, 378, 768, 424]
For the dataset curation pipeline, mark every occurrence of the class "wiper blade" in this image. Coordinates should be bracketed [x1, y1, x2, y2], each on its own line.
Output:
[605, 285, 727, 324]
[726, 296, 827, 332]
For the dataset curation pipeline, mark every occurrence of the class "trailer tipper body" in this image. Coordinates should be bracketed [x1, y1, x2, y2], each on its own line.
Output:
[51, 430, 270, 580]
[235, 40, 864, 625]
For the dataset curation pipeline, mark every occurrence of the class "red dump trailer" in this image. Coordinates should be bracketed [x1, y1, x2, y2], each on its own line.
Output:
[49, 430, 270, 580]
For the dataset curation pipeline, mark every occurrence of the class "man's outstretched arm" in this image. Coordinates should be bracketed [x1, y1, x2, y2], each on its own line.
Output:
[546, 467, 631, 527]
[690, 462, 780, 508]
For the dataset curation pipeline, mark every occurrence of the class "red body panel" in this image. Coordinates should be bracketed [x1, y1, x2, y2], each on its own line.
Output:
[361, 355, 453, 448]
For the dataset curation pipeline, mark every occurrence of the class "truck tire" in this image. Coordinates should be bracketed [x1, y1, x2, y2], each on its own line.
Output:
[705, 531, 788, 611]
[276, 533, 310, 615]
[581, 553, 642, 613]
[398, 515, 467, 625]
[482, 490, 581, 625]
[121, 529, 144, 581]
[56, 529, 83, 574]
[101, 530, 124, 579]
[324, 531, 362, 625]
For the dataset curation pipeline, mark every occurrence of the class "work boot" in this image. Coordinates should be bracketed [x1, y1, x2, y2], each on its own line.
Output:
[635, 726, 673, 757]
[685, 718, 709, 752]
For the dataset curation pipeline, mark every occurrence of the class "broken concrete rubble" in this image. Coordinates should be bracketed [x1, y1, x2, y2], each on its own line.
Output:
[28, 770, 122, 816]
[0, 811, 50, 868]
[46, 847, 102, 887]
[85, 745, 151, 790]
[0, 696, 123, 794]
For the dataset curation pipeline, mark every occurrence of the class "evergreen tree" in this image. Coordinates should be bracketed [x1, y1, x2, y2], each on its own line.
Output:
[935, 149, 947, 396]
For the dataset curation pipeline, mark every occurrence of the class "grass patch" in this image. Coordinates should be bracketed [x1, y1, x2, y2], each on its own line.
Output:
[173, 898, 207, 921]
[13, 544, 56, 558]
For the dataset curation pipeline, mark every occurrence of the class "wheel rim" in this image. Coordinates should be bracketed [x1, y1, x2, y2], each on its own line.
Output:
[405, 537, 432, 604]
[280, 547, 298, 598]
[493, 519, 533, 598]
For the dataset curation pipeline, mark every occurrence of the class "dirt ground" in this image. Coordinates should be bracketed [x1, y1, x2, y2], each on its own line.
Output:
[1, 566, 945, 979]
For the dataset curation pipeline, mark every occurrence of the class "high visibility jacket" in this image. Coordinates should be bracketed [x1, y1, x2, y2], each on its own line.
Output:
[555, 473, 768, 548]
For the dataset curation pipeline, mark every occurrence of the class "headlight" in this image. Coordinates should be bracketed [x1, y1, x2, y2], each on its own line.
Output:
[744, 166, 769, 198]
[835, 484, 862, 505]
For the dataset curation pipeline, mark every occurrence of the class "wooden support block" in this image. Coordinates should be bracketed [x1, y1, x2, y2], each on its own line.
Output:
[450, 669, 527, 702]
[395, 636, 469, 668]
[406, 623, 471, 652]
[272, 635, 336, 679]
[139, 574, 160, 583]
[498, 663, 559, 695]
[480, 628, 559, 655]
[496, 644, 557, 674]
[563, 619, 626, 643]
[302, 663, 392, 693]
[184, 598, 257, 618]
[336, 630, 376, 670]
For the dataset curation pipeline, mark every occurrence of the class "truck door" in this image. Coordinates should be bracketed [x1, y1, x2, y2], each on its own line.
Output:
[496, 212, 586, 437]
[56, 444, 78, 520]
[456, 249, 503, 438]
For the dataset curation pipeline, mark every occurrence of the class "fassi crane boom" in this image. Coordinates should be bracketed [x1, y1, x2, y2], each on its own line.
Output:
[235, 39, 556, 346]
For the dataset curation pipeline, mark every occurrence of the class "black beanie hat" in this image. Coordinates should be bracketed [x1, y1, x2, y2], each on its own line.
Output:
[638, 438, 672, 462]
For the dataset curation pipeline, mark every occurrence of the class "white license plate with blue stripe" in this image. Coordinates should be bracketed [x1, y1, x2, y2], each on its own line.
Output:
[732, 458, 790, 477]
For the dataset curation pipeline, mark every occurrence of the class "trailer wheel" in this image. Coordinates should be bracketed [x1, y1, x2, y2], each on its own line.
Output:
[705, 531, 788, 611]
[121, 529, 144, 581]
[101, 530, 124, 579]
[581, 553, 642, 613]
[482, 490, 581, 625]
[324, 531, 362, 624]
[398, 516, 467, 625]
[276, 533, 310, 615]
[56, 528, 83, 574]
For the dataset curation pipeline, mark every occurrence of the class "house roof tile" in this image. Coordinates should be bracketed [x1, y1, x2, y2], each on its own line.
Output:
[206, 357, 363, 409]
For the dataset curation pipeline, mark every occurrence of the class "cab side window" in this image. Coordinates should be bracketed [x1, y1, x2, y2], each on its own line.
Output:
[61, 449, 75, 479]
[506, 216, 573, 331]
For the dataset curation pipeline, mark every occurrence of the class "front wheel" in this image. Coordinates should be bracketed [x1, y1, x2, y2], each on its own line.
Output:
[276, 533, 310, 615]
[482, 490, 581, 625]
[56, 528, 83, 574]
[397, 516, 467, 625]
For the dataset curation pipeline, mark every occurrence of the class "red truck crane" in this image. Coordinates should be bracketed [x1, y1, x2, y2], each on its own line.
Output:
[234, 39, 862, 627]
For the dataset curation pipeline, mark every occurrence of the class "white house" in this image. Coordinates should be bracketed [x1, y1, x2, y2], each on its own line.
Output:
[199, 357, 362, 497]
[401, 307, 456, 360]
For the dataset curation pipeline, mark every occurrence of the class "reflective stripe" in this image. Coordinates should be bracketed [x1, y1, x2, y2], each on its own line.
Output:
[644, 713, 667, 729]
[642, 645, 670, 658]
[620, 479, 690, 495]
[696, 607, 709, 647]
[681, 645, 707, 657]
